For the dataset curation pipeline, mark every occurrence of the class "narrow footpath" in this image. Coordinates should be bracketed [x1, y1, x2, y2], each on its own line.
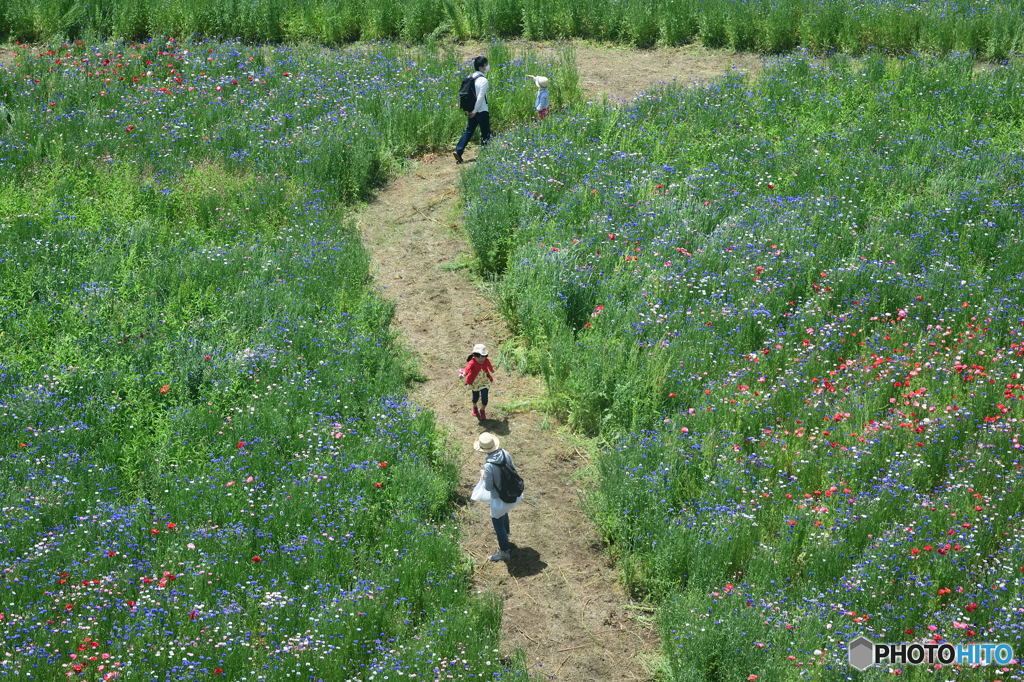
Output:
[355, 154, 657, 680]
[354, 45, 758, 680]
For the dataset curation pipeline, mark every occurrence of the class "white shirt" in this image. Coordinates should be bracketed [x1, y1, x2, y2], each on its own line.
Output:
[471, 71, 489, 114]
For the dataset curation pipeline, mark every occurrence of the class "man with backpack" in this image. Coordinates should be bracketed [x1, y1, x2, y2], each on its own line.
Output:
[473, 431, 523, 561]
[454, 56, 491, 165]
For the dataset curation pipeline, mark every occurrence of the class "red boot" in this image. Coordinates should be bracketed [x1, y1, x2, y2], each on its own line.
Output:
[479, 407, 487, 420]
[472, 405, 479, 418]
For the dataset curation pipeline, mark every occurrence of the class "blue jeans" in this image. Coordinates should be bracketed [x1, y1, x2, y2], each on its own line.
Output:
[455, 111, 491, 154]
[472, 386, 489, 406]
[491, 514, 510, 552]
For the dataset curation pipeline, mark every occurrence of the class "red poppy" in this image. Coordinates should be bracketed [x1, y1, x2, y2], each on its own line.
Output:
[204, 354, 211, 360]
[373, 482, 383, 488]
[379, 461, 388, 468]
[237, 441, 245, 449]
[214, 669, 223, 675]
[252, 555, 261, 563]
[166, 522, 176, 529]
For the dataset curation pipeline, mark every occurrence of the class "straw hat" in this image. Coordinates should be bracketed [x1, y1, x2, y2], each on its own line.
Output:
[472, 343, 489, 356]
[533, 75, 549, 88]
[474, 432, 501, 453]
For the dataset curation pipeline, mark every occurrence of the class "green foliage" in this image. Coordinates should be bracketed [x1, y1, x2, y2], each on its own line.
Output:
[4, 0, 1024, 56]
[462, 54, 1024, 679]
[0, 39, 575, 679]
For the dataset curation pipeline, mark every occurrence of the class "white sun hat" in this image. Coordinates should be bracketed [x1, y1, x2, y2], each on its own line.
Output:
[474, 432, 501, 453]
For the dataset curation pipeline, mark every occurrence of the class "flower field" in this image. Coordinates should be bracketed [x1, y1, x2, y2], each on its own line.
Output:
[0, 39, 577, 680]
[463, 53, 1024, 679]
[4, 0, 1024, 57]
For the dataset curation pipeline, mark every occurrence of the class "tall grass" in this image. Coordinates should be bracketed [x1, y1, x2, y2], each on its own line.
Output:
[4, 0, 1024, 57]
[462, 54, 1024, 679]
[0, 39, 577, 679]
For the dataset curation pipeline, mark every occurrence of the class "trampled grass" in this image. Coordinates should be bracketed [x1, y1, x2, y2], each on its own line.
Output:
[463, 53, 1024, 679]
[4, 0, 1024, 57]
[0, 39, 577, 680]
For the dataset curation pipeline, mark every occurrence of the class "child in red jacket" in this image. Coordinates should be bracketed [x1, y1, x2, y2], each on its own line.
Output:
[460, 343, 494, 420]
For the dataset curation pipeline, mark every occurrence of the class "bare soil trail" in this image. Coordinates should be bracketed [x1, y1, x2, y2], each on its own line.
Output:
[458, 41, 763, 100]
[355, 50, 761, 682]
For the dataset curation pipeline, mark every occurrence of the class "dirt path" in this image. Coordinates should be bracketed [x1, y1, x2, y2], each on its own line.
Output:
[458, 40, 763, 100]
[356, 153, 658, 680]
[357, 52, 759, 682]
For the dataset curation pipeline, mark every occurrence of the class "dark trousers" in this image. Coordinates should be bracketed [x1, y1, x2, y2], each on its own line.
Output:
[472, 387, 489, 405]
[455, 111, 491, 154]
[491, 514, 510, 551]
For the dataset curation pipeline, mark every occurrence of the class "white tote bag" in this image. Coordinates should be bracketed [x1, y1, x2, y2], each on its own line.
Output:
[470, 475, 491, 503]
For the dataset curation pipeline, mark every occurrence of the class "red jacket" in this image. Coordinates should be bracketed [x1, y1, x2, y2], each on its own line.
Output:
[462, 358, 494, 386]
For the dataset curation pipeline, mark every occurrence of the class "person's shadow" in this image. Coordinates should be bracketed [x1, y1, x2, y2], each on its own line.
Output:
[478, 415, 510, 436]
[506, 544, 546, 577]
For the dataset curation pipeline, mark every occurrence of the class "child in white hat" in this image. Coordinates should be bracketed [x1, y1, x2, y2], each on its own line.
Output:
[460, 343, 495, 420]
[525, 74, 549, 120]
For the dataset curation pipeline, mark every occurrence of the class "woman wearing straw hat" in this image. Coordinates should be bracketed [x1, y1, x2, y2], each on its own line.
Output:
[473, 431, 521, 562]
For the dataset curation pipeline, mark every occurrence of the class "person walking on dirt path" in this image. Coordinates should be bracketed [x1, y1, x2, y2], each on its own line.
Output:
[460, 343, 494, 420]
[454, 56, 490, 165]
[474, 432, 521, 562]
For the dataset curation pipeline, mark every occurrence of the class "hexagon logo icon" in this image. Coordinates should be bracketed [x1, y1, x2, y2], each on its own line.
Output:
[848, 635, 875, 671]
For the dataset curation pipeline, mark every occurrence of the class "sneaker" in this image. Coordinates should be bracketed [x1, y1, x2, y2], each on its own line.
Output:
[453, 150, 464, 164]
[471, 405, 479, 418]
[489, 550, 511, 562]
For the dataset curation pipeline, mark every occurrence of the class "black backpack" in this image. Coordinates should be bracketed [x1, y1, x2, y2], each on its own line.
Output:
[491, 451, 524, 503]
[458, 74, 481, 112]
